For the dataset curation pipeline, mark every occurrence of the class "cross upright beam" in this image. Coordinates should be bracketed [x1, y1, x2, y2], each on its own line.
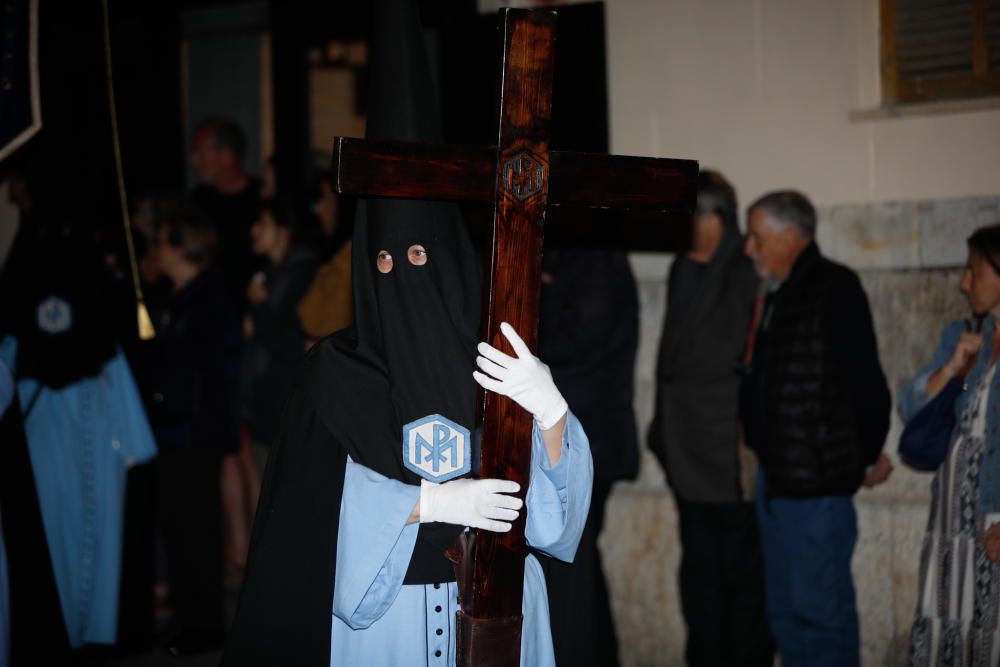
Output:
[473, 8, 555, 622]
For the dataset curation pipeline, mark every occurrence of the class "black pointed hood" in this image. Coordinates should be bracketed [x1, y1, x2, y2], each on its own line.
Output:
[306, 0, 481, 583]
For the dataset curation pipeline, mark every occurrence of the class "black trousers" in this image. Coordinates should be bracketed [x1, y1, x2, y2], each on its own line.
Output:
[117, 461, 156, 651]
[676, 498, 774, 667]
[155, 448, 225, 635]
[539, 478, 619, 667]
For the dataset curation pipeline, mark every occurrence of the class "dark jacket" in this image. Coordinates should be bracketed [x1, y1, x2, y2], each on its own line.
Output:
[188, 178, 262, 309]
[242, 244, 318, 445]
[539, 250, 640, 482]
[742, 243, 890, 498]
[146, 267, 241, 453]
[650, 230, 760, 503]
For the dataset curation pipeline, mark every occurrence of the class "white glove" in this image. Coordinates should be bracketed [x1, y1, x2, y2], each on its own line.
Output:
[419, 477, 523, 533]
[473, 321, 569, 431]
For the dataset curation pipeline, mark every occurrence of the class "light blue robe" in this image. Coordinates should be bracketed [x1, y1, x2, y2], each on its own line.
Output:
[330, 411, 593, 666]
[0, 513, 8, 667]
[0, 355, 12, 667]
[0, 338, 157, 648]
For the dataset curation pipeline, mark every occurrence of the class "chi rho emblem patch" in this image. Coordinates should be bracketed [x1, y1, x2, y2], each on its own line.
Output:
[402, 414, 471, 482]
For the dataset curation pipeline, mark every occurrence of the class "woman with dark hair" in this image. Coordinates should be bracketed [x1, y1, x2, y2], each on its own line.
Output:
[225, 195, 318, 580]
[243, 195, 318, 444]
[901, 223, 1000, 665]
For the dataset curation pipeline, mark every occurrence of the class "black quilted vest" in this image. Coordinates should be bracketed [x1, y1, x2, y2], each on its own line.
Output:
[752, 244, 865, 497]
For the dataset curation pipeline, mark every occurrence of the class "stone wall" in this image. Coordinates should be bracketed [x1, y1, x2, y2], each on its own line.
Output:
[604, 195, 999, 667]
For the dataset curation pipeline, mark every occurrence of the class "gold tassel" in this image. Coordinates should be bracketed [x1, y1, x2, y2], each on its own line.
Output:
[137, 301, 155, 341]
[102, 0, 154, 339]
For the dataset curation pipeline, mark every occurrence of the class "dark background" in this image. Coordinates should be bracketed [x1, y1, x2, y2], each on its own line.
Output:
[9, 0, 685, 254]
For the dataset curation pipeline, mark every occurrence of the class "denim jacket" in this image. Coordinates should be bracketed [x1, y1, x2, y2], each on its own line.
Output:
[898, 315, 1000, 512]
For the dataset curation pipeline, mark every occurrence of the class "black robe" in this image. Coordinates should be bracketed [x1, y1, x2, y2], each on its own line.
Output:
[536, 249, 640, 667]
[219, 348, 346, 666]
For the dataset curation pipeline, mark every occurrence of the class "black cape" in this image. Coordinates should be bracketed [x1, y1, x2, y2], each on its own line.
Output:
[221, 1, 482, 664]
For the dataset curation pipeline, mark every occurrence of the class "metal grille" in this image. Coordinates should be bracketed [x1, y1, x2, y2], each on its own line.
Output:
[989, 1, 1000, 69]
[896, 0, 974, 79]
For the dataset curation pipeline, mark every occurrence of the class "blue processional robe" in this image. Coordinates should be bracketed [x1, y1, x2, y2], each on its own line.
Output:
[0, 511, 8, 667]
[329, 412, 593, 666]
[0, 338, 157, 647]
[0, 355, 12, 667]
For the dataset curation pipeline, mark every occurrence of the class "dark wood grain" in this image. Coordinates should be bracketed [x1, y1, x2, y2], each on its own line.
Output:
[333, 137, 496, 202]
[334, 139, 697, 212]
[549, 151, 698, 210]
[472, 10, 557, 627]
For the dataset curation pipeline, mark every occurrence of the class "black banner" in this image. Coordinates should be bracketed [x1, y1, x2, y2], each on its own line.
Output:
[0, 0, 40, 161]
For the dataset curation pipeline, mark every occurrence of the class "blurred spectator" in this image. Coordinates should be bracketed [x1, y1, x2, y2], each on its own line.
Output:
[899, 223, 1000, 665]
[536, 249, 640, 667]
[243, 197, 317, 441]
[297, 174, 354, 340]
[742, 191, 891, 667]
[649, 171, 772, 667]
[225, 197, 316, 576]
[188, 117, 261, 307]
[0, 203, 156, 655]
[146, 208, 240, 656]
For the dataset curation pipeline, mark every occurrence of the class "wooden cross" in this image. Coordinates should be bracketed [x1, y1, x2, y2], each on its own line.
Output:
[333, 8, 697, 666]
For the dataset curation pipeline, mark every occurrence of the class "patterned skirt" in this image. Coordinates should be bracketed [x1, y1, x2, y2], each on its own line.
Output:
[910, 379, 1000, 667]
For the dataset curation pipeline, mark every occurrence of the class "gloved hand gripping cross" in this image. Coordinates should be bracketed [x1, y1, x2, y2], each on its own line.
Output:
[419, 322, 568, 533]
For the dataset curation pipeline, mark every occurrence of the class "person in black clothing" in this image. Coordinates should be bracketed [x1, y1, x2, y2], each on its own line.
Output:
[243, 197, 317, 445]
[649, 171, 772, 667]
[188, 117, 262, 306]
[147, 210, 241, 656]
[536, 249, 639, 667]
[226, 197, 318, 575]
[741, 190, 893, 667]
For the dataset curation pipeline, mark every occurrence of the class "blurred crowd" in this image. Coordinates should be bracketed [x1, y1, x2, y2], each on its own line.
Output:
[0, 117, 357, 661]
[3, 116, 1000, 667]
[126, 118, 358, 655]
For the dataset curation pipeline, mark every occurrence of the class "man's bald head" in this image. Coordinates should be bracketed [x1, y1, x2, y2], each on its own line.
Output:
[190, 117, 248, 190]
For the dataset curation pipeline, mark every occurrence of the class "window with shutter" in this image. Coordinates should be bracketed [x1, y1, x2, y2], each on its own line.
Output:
[881, 0, 1000, 104]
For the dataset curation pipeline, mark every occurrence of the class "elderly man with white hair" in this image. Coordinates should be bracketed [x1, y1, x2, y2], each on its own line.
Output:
[740, 190, 893, 667]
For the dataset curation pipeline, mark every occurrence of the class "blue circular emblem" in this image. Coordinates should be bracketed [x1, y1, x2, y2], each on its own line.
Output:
[36, 296, 73, 335]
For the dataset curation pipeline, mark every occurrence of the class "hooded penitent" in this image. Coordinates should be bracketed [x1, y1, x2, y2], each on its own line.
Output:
[326, 193, 481, 581]
[222, 0, 483, 663]
[0, 211, 118, 390]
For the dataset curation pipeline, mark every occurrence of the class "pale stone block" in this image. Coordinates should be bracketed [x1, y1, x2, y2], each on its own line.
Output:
[854, 500, 894, 667]
[859, 269, 965, 393]
[629, 252, 672, 282]
[600, 490, 684, 667]
[919, 197, 1000, 268]
[890, 499, 932, 666]
[822, 202, 922, 270]
[631, 278, 668, 494]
